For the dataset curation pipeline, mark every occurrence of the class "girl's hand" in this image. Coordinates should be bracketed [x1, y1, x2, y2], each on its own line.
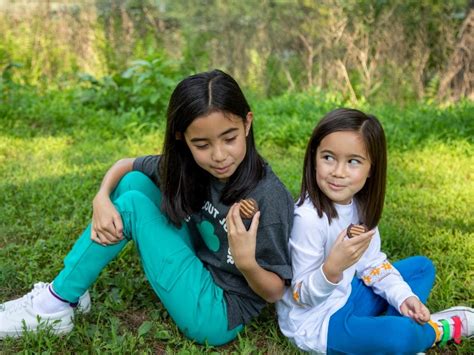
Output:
[91, 191, 123, 246]
[400, 296, 431, 324]
[226, 203, 284, 302]
[323, 228, 375, 283]
[226, 202, 260, 271]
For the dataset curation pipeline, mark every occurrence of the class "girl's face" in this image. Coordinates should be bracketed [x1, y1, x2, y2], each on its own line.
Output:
[184, 111, 252, 182]
[315, 130, 371, 204]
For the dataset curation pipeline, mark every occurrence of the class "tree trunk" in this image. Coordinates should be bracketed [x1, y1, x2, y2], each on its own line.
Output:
[437, 2, 474, 101]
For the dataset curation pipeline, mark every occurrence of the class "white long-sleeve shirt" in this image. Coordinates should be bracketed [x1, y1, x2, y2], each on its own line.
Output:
[276, 198, 415, 353]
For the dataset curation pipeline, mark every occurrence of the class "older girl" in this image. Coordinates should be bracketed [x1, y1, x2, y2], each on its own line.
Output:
[1, 70, 293, 345]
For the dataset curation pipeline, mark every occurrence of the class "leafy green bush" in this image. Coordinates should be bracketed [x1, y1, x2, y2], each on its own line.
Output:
[76, 55, 183, 121]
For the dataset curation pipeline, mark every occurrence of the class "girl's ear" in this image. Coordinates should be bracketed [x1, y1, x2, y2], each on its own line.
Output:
[245, 112, 254, 136]
[175, 132, 182, 140]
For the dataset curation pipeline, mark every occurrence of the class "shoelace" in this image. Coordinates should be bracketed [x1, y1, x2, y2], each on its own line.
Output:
[5, 282, 49, 313]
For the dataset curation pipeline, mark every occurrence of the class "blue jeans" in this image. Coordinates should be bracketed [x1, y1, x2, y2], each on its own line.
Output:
[327, 256, 436, 354]
[53, 171, 242, 345]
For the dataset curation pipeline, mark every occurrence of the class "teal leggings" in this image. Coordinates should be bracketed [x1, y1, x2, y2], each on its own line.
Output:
[53, 171, 242, 345]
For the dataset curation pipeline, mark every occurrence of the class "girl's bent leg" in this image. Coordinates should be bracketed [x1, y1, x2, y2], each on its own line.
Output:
[55, 187, 239, 345]
[327, 309, 436, 354]
[326, 256, 437, 353]
[385, 256, 435, 316]
[113, 190, 240, 345]
[110, 171, 162, 208]
[53, 170, 182, 302]
[53, 224, 129, 303]
[344, 256, 436, 319]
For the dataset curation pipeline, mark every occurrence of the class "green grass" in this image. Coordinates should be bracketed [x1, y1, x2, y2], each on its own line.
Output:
[0, 88, 473, 353]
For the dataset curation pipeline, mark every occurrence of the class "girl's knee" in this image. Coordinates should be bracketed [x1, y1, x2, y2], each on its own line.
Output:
[113, 171, 161, 204]
[117, 171, 152, 188]
[396, 256, 435, 278]
[413, 255, 435, 278]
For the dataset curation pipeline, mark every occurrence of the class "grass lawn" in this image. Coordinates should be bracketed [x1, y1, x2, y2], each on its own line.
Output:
[0, 90, 473, 353]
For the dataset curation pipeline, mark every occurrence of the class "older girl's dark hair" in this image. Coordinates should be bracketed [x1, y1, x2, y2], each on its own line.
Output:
[298, 108, 387, 229]
[160, 69, 265, 226]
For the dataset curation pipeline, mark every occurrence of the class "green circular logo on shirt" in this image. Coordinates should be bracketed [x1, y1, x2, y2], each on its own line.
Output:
[197, 220, 220, 252]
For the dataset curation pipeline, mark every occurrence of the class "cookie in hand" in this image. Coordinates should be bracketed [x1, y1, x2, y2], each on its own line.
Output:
[239, 198, 259, 219]
[347, 223, 368, 238]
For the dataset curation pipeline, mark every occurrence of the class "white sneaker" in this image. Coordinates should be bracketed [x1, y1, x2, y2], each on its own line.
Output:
[431, 306, 474, 340]
[0, 282, 91, 339]
[0, 282, 91, 314]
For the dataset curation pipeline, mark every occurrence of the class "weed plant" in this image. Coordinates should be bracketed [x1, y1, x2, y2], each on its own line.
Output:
[0, 86, 472, 353]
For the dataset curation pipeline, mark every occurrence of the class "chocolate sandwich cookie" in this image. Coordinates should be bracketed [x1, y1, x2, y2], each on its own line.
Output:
[347, 223, 368, 238]
[239, 198, 259, 219]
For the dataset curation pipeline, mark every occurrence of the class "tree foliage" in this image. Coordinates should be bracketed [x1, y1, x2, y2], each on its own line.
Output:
[0, 0, 471, 103]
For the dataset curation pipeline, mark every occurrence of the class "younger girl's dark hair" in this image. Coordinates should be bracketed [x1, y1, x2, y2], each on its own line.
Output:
[160, 69, 265, 226]
[298, 108, 387, 229]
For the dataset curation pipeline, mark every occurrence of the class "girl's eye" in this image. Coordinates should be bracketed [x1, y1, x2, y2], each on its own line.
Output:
[195, 144, 209, 150]
[225, 136, 237, 143]
[322, 155, 334, 161]
[349, 159, 361, 165]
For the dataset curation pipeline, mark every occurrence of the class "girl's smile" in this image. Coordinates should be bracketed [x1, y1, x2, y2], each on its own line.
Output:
[327, 182, 346, 191]
[212, 163, 232, 174]
[316, 131, 371, 204]
[184, 111, 252, 181]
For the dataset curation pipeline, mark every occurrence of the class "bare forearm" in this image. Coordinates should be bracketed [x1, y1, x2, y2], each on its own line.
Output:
[322, 261, 343, 284]
[239, 262, 285, 303]
[96, 158, 135, 196]
[225, 205, 285, 303]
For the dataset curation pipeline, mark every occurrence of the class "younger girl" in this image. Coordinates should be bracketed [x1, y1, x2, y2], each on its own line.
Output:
[0, 69, 293, 345]
[277, 108, 473, 353]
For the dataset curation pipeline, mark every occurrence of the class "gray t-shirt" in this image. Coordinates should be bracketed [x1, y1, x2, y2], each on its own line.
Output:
[133, 155, 293, 329]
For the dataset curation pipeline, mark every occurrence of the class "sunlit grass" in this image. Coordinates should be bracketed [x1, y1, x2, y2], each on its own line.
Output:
[383, 140, 474, 317]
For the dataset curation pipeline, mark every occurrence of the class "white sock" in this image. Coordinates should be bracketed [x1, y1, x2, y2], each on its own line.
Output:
[32, 285, 71, 314]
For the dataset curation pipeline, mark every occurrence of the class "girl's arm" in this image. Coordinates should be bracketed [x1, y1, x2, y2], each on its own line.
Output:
[226, 203, 285, 303]
[355, 229, 419, 316]
[237, 254, 285, 303]
[323, 228, 374, 283]
[91, 158, 135, 245]
[289, 206, 372, 307]
[288, 207, 333, 307]
[400, 296, 431, 324]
